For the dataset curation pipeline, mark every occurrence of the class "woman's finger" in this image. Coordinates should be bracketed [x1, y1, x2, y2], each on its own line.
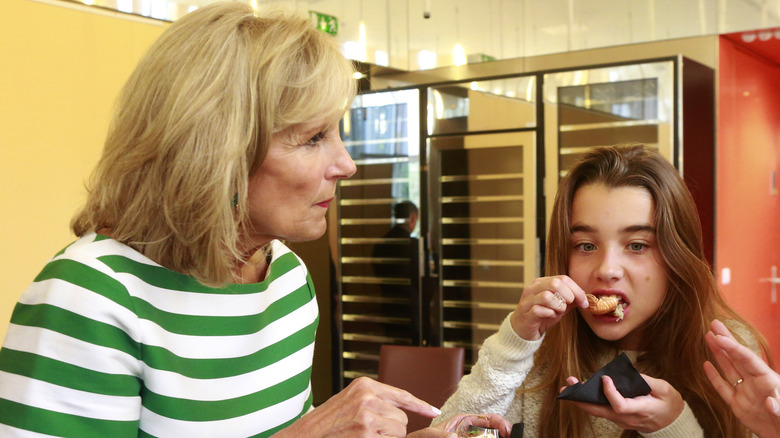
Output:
[767, 396, 780, 416]
[463, 413, 512, 436]
[372, 413, 411, 438]
[365, 379, 441, 418]
[406, 428, 458, 438]
[703, 360, 735, 403]
[712, 332, 770, 378]
[710, 319, 737, 341]
[705, 331, 742, 385]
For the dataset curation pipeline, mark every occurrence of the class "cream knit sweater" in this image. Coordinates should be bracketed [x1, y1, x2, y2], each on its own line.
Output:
[435, 314, 706, 438]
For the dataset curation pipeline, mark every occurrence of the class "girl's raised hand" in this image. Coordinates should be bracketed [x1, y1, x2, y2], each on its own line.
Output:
[561, 373, 685, 433]
[704, 319, 780, 438]
[509, 275, 588, 341]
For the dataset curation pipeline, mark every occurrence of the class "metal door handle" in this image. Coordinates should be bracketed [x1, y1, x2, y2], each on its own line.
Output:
[759, 266, 778, 303]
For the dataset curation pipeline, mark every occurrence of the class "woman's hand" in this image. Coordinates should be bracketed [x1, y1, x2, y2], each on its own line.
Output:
[561, 373, 684, 433]
[276, 377, 442, 438]
[509, 275, 588, 341]
[703, 319, 780, 438]
[412, 413, 512, 438]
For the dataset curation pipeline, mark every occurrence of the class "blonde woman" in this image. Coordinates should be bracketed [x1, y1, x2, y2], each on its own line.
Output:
[436, 145, 770, 437]
[0, 4, 510, 437]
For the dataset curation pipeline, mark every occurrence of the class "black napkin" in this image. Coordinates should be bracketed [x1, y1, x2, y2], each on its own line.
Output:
[510, 422, 524, 438]
[556, 353, 651, 405]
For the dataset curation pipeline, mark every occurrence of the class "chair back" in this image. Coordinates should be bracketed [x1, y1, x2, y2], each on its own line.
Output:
[378, 345, 465, 433]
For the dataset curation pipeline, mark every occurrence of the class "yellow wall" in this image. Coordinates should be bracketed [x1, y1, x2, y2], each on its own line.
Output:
[0, 0, 165, 343]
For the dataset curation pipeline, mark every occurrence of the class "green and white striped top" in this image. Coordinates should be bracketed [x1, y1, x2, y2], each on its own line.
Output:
[0, 233, 319, 437]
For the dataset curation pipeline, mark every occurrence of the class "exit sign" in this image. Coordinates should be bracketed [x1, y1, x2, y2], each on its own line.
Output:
[309, 11, 338, 36]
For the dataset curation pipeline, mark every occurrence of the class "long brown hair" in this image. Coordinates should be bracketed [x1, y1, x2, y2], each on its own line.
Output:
[71, 2, 357, 286]
[533, 144, 767, 437]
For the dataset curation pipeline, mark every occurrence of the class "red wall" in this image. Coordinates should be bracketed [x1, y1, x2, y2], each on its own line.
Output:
[717, 36, 780, 365]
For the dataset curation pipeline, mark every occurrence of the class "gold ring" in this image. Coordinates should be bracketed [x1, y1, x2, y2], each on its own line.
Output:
[734, 378, 743, 387]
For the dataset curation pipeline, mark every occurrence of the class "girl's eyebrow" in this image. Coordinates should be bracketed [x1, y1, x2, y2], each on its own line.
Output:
[570, 224, 595, 233]
[570, 224, 655, 234]
[623, 224, 655, 233]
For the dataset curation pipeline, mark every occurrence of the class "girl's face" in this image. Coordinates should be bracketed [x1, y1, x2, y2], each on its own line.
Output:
[569, 183, 669, 350]
[244, 116, 356, 247]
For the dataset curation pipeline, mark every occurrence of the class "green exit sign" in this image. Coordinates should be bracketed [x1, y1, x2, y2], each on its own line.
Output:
[309, 11, 338, 36]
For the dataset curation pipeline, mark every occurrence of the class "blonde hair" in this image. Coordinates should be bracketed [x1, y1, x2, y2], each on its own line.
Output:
[72, 2, 357, 286]
[533, 144, 767, 437]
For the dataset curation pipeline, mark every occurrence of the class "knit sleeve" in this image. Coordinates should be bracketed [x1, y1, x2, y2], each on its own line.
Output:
[433, 313, 543, 424]
[639, 401, 703, 438]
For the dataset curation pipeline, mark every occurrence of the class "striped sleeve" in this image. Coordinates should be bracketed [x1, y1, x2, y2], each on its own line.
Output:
[0, 239, 143, 436]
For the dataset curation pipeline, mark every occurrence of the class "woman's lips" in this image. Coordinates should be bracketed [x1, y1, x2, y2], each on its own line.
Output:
[316, 198, 333, 208]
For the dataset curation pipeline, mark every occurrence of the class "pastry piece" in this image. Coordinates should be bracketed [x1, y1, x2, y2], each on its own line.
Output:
[586, 294, 619, 315]
[613, 302, 625, 320]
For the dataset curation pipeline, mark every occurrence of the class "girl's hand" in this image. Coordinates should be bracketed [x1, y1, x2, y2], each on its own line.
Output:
[560, 374, 684, 433]
[277, 377, 441, 438]
[704, 319, 780, 438]
[413, 413, 512, 438]
[510, 275, 588, 340]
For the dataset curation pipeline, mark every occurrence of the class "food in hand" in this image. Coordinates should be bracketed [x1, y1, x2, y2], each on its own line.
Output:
[586, 294, 625, 320]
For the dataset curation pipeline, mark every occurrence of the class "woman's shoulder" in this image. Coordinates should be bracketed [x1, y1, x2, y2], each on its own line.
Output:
[28, 233, 164, 307]
[37, 232, 146, 280]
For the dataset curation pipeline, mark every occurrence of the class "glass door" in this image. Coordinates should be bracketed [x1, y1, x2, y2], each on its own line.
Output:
[542, 60, 675, 220]
[426, 76, 538, 367]
[428, 132, 537, 366]
[334, 88, 421, 385]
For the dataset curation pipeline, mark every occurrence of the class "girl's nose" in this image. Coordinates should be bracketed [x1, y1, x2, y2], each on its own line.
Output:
[596, 249, 624, 282]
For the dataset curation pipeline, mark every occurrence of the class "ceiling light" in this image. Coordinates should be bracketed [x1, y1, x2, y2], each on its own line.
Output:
[453, 44, 467, 67]
[375, 50, 389, 67]
[417, 50, 437, 70]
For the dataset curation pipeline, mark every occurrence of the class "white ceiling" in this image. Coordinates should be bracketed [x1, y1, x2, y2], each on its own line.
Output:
[157, 0, 780, 71]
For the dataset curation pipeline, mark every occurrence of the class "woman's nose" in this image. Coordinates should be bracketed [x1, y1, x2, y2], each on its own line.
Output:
[328, 135, 357, 180]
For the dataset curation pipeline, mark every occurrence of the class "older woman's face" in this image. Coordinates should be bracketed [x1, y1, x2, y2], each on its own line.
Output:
[246, 117, 356, 245]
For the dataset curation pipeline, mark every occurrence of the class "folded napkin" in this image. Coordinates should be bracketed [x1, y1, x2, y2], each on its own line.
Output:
[556, 353, 651, 405]
[510, 422, 524, 438]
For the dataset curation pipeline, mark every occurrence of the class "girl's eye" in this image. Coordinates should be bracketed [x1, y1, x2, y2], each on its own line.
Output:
[305, 131, 326, 146]
[577, 242, 596, 252]
[628, 242, 647, 252]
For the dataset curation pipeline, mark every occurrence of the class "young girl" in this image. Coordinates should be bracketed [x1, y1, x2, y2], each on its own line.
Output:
[435, 144, 770, 437]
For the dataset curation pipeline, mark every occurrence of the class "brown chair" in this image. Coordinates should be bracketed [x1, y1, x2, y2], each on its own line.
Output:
[378, 345, 465, 433]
